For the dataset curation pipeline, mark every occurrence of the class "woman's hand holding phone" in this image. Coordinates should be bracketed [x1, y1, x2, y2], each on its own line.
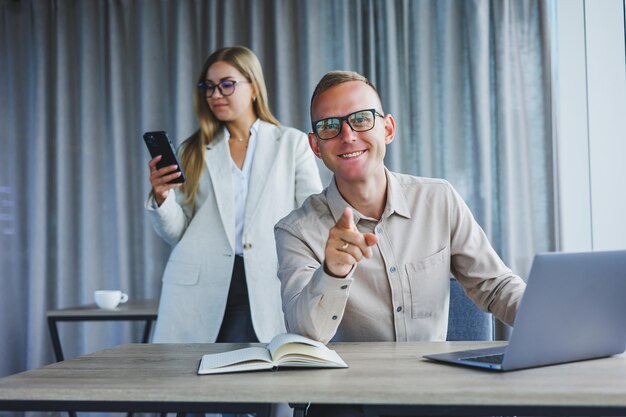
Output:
[143, 131, 185, 207]
[149, 156, 183, 206]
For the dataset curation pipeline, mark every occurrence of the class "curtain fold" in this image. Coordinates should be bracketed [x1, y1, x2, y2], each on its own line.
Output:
[0, 0, 554, 381]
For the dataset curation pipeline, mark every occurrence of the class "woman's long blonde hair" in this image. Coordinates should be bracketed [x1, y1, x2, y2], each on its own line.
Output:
[179, 46, 280, 204]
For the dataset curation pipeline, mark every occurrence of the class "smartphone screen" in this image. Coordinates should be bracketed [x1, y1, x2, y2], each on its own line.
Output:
[143, 131, 185, 184]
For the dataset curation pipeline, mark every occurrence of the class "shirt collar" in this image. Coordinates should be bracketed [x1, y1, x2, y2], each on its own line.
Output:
[382, 168, 411, 219]
[327, 168, 411, 224]
[223, 118, 260, 141]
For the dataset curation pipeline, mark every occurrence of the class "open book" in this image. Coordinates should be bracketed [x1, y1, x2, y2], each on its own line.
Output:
[197, 333, 348, 375]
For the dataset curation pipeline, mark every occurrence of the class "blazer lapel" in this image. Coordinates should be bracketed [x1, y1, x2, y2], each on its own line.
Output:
[204, 132, 235, 251]
[245, 121, 280, 225]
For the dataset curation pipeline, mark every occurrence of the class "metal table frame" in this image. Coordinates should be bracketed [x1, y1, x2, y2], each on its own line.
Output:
[46, 299, 158, 362]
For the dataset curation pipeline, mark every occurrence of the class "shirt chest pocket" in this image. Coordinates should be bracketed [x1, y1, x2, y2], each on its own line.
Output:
[405, 247, 450, 319]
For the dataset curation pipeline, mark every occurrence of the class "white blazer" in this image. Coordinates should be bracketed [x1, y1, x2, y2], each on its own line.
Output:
[147, 121, 322, 343]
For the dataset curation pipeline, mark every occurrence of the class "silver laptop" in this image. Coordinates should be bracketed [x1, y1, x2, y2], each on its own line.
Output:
[424, 250, 626, 371]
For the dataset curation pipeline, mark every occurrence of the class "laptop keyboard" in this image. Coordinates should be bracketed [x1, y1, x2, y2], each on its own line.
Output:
[462, 353, 504, 364]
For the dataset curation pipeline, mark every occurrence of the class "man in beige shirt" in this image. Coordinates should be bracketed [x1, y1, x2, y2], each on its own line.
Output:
[275, 70, 526, 345]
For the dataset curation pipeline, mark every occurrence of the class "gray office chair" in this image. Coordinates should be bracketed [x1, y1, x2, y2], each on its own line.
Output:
[446, 277, 494, 341]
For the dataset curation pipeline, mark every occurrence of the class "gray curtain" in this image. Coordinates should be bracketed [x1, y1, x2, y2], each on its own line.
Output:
[0, 0, 554, 380]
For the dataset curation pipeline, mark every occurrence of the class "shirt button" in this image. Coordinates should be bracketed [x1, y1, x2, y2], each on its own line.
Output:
[243, 243, 252, 250]
[390, 266, 396, 273]
[340, 285, 348, 290]
[396, 306, 402, 312]
[332, 315, 338, 320]
[376, 226, 383, 234]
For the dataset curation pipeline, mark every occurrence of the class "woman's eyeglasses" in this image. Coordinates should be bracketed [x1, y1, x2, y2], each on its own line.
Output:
[198, 79, 249, 98]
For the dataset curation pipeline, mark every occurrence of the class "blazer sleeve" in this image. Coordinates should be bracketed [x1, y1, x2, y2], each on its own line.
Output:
[144, 189, 193, 246]
[292, 131, 323, 206]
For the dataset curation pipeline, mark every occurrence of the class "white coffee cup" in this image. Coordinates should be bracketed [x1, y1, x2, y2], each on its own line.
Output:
[94, 290, 129, 310]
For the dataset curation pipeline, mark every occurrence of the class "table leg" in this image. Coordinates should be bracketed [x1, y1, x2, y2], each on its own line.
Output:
[291, 403, 308, 417]
[47, 317, 65, 362]
[141, 319, 155, 343]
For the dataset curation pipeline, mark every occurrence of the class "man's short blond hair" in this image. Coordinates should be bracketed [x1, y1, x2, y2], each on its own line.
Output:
[310, 70, 381, 117]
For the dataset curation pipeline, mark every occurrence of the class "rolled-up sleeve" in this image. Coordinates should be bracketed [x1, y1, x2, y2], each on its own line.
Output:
[274, 221, 354, 344]
[447, 184, 526, 325]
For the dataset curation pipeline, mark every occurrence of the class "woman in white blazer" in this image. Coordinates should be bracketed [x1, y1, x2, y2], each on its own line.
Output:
[146, 46, 322, 344]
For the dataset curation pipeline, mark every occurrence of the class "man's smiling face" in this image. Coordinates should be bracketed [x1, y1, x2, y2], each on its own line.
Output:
[308, 81, 395, 184]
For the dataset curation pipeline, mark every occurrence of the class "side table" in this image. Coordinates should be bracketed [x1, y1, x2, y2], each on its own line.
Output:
[47, 299, 159, 362]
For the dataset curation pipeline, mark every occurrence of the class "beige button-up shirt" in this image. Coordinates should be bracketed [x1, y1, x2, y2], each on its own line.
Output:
[275, 169, 526, 344]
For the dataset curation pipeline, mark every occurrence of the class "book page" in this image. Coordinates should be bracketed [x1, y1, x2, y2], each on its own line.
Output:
[267, 333, 326, 357]
[198, 347, 273, 375]
[267, 333, 348, 368]
[273, 343, 348, 368]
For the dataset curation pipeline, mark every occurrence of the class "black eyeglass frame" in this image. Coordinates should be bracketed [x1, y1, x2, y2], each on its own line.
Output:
[197, 79, 249, 98]
[311, 108, 385, 140]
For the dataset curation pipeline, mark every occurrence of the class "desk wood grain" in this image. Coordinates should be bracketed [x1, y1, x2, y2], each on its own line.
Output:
[1, 342, 625, 414]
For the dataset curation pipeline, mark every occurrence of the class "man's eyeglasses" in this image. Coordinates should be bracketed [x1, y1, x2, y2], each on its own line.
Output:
[197, 79, 249, 98]
[312, 109, 384, 140]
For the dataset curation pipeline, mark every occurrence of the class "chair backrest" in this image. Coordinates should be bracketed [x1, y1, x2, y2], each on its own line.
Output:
[446, 277, 494, 341]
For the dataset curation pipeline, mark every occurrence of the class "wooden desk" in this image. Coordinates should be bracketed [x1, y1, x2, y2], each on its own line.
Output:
[1, 341, 625, 416]
[46, 299, 158, 361]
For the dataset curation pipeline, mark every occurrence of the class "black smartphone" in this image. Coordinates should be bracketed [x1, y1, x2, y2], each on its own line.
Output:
[143, 131, 185, 184]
